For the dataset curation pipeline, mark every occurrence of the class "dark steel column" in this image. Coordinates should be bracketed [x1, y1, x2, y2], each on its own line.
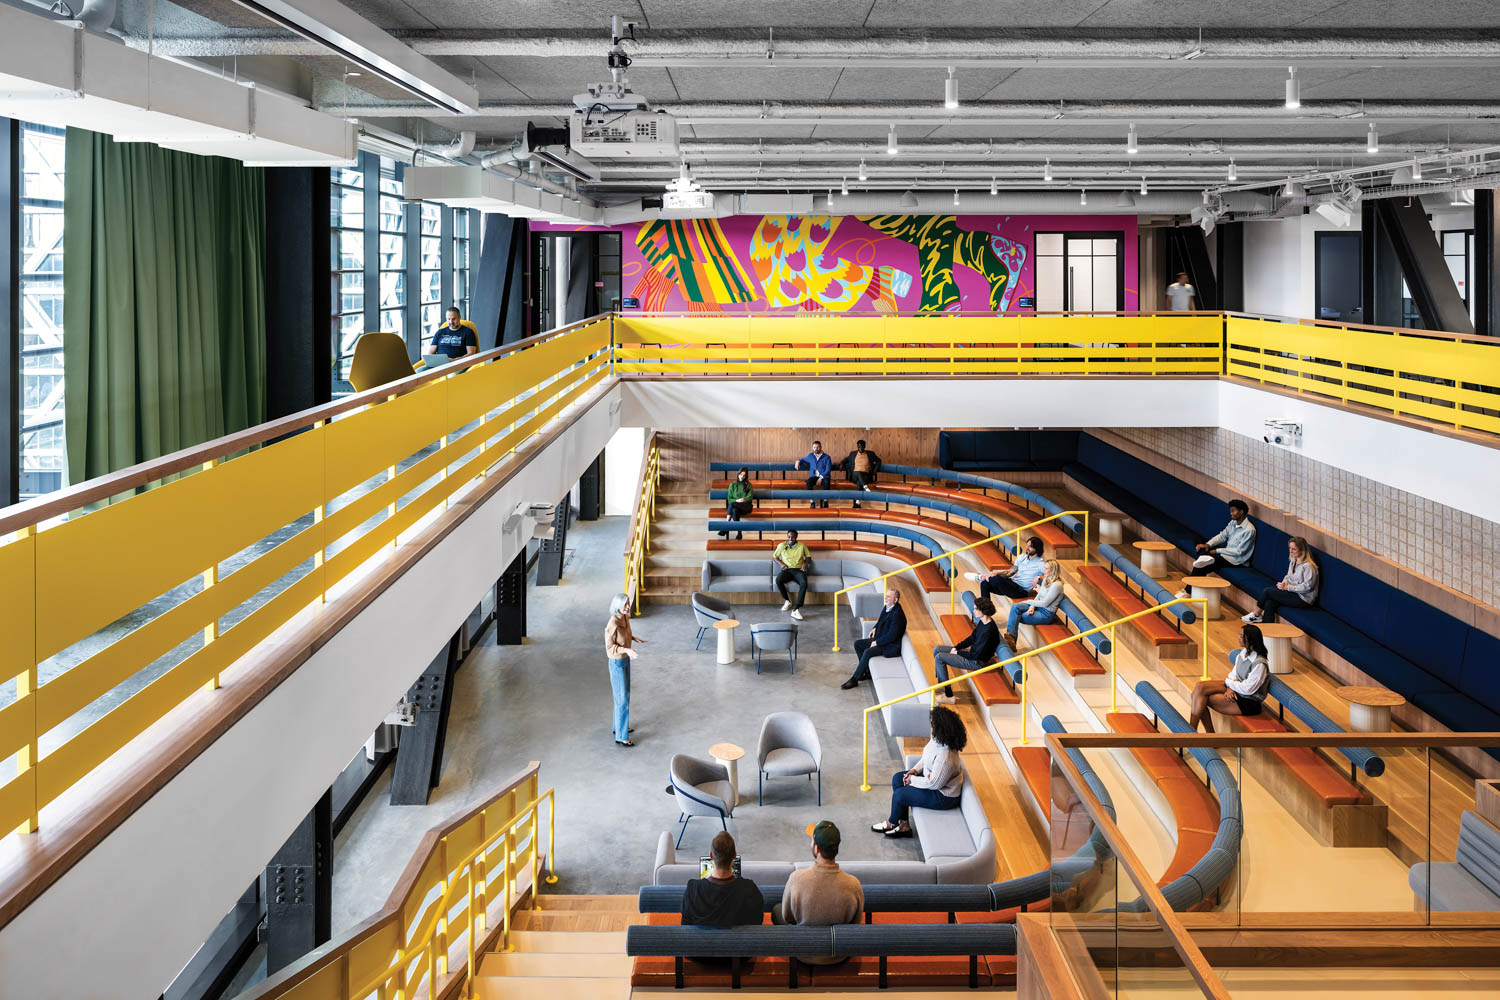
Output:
[1169, 226, 1219, 310]
[264, 790, 333, 975]
[1215, 222, 1244, 312]
[578, 451, 604, 521]
[1373, 198, 1474, 334]
[534, 494, 571, 586]
[1475, 189, 1498, 336]
[389, 633, 462, 805]
[495, 549, 528, 645]
[264, 168, 333, 418]
[1, 118, 18, 507]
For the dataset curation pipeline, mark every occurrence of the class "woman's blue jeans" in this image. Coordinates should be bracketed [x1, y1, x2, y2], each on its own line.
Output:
[608, 656, 630, 739]
[1006, 603, 1057, 636]
[888, 770, 961, 825]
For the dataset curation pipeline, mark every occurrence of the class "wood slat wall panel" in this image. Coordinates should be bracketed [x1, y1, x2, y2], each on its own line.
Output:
[658, 428, 948, 483]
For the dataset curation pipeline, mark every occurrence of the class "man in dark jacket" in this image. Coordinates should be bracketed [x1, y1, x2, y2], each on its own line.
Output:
[841, 439, 883, 508]
[842, 588, 907, 689]
[681, 831, 763, 928]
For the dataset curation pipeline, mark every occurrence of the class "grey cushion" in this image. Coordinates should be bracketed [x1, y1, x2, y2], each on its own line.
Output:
[871, 636, 934, 740]
[1457, 810, 1500, 898]
[867, 657, 912, 682]
[910, 802, 977, 862]
[762, 747, 817, 776]
[1410, 862, 1500, 911]
[807, 861, 938, 885]
[804, 574, 845, 589]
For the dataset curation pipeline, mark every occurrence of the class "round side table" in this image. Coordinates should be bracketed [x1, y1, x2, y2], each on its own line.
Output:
[1096, 512, 1126, 545]
[1180, 576, 1231, 619]
[714, 619, 739, 665]
[1338, 686, 1406, 732]
[1258, 623, 1304, 675]
[710, 742, 745, 792]
[1134, 540, 1176, 579]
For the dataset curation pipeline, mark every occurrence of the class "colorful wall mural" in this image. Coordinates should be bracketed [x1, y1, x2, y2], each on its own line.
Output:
[547, 213, 1138, 314]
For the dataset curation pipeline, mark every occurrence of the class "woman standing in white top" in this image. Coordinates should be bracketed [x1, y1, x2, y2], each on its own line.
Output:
[871, 706, 966, 838]
[1188, 624, 1270, 732]
[1003, 559, 1064, 649]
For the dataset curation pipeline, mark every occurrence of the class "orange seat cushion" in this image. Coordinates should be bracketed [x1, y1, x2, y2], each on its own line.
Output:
[1077, 565, 1189, 646]
[1237, 714, 1368, 805]
[1034, 623, 1107, 675]
[937, 614, 1019, 704]
[1012, 746, 1052, 812]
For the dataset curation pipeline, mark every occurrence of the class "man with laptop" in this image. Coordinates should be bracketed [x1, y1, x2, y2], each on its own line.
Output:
[681, 831, 763, 927]
[426, 306, 478, 365]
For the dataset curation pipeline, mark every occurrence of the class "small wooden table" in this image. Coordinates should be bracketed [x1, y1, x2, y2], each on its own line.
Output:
[1096, 511, 1127, 545]
[714, 619, 740, 665]
[1133, 540, 1176, 578]
[1476, 780, 1500, 830]
[710, 742, 745, 792]
[1258, 623, 1304, 675]
[1181, 576, 1231, 619]
[1337, 686, 1406, 732]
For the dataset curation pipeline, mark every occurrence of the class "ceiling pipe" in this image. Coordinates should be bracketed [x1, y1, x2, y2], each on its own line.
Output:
[76, 0, 116, 33]
[415, 129, 475, 164]
[672, 140, 1442, 161]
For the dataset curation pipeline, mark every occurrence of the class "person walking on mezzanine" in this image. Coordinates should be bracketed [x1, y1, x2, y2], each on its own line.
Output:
[605, 593, 647, 747]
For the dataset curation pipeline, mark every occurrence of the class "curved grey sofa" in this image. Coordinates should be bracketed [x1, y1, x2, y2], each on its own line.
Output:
[701, 557, 886, 617]
[868, 635, 933, 739]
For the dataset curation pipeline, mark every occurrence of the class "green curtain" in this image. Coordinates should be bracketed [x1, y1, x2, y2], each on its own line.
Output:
[63, 130, 266, 484]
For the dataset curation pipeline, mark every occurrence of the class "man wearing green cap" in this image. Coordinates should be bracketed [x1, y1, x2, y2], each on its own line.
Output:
[772, 820, 864, 963]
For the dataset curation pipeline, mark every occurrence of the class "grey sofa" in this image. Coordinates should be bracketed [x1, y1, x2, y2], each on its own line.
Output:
[700, 558, 885, 617]
[867, 635, 933, 740]
[1410, 810, 1500, 910]
[651, 761, 995, 886]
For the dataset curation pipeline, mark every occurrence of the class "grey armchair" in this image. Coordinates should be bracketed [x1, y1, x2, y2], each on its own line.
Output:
[669, 753, 738, 847]
[749, 622, 798, 674]
[691, 592, 734, 650]
[755, 711, 823, 806]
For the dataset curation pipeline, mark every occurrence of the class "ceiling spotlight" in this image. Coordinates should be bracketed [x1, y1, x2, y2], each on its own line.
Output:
[953, 188, 961, 205]
[1452, 188, 1475, 207]
[1367, 122, 1379, 155]
[1079, 188, 1088, 206]
[1284, 66, 1300, 109]
[1282, 179, 1304, 197]
[899, 188, 919, 208]
[887, 124, 898, 155]
[1114, 189, 1136, 208]
[858, 158, 867, 181]
[944, 66, 958, 109]
[1127, 124, 1138, 155]
[990, 176, 998, 196]
[1203, 189, 1210, 203]
[827, 187, 834, 205]
[1140, 176, 1148, 196]
[841, 176, 849, 196]
[1410, 158, 1423, 181]
[1043, 158, 1053, 183]
[1227, 159, 1238, 182]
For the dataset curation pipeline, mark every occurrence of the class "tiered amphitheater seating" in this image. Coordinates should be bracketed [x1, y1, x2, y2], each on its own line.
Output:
[1074, 541, 1197, 659]
[705, 517, 953, 591]
[935, 609, 1020, 708]
[961, 590, 1111, 682]
[704, 537, 950, 591]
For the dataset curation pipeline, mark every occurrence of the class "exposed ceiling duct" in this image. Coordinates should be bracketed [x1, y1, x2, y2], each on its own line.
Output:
[404, 165, 603, 224]
[0, 2, 356, 165]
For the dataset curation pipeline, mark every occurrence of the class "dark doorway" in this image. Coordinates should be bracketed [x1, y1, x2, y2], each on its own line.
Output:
[1316, 232, 1363, 322]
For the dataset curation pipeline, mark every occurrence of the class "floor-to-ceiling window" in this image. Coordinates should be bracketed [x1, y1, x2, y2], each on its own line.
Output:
[18, 121, 66, 500]
[376, 158, 407, 346]
[330, 161, 366, 393]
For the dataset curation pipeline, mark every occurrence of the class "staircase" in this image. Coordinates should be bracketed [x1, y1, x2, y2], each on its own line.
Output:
[641, 478, 710, 605]
[470, 894, 640, 999]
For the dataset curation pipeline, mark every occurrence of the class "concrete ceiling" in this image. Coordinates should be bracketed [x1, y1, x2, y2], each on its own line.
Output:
[112, 0, 1500, 202]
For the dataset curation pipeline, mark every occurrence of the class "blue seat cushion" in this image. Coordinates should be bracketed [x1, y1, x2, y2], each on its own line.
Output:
[1342, 646, 1451, 699]
[1282, 607, 1371, 658]
[1383, 591, 1469, 689]
[1028, 431, 1079, 469]
[1461, 629, 1500, 710]
[1409, 691, 1500, 732]
[1249, 520, 1291, 582]
[1317, 557, 1390, 640]
[1218, 564, 1273, 598]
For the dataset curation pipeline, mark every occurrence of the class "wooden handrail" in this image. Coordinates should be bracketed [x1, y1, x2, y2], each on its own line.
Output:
[0, 314, 616, 535]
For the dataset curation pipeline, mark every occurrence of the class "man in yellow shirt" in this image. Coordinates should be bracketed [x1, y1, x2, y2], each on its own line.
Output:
[773, 529, 812, 621]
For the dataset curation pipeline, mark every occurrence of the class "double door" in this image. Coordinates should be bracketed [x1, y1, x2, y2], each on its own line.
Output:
[1035, 232, 1125, 313]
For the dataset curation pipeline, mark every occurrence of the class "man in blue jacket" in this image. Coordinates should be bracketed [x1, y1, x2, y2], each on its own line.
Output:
[842, 588, 907, 689]
[797, 440, 833, 508]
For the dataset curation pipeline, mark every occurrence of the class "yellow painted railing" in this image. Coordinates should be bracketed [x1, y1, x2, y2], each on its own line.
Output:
[623, 438, 661, 615]
[615, 313, 1225, 378]
[831, 510, 1090, 652]
[858, 596, 1208, 791]
[0, 317, 611, 840]
[244, 762, 554, 1000]
[1225, 313, 1500, 436]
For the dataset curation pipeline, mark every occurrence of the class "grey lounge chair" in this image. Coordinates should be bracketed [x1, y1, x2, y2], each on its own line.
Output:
[669, 754, 738, 847]
[756, 711, 823, 806]
[691, 592, 735, 650]
[749, 622, 798, 674]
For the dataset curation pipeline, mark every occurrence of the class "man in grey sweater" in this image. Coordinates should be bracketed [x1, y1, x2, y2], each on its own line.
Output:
[771, 821, 864, 964]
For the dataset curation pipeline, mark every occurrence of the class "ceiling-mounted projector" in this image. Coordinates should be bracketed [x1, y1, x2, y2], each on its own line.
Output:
[661, 165, 715, 214]
[570, 108, 679, 158]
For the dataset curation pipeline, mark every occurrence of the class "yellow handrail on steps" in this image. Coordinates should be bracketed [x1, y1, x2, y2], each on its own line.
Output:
[623, 443, 661, 614]
[831, 510, 1090, 652]
[858, 596, 1209, 791]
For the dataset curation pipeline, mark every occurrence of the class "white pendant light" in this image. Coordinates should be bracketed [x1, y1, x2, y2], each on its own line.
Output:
[990, 176, 998, 196]
[1411, 158, 1423, 181]
[827, 187, 834, 206]
[1126, 123, 1138, 155]
[1367, 123, 1379, 154]
[841, 176, 849, 196]
[953, 188, 961, 205]
[858, 158, 867, 181]
[1227, 159, 1238, 182]
[887, 124, 898, 155]
[1284, 66, 1300, 109]
[1079, 188, 1088, 206]
[1203, 189, 1211, 203]
[1043, 158, 1052, 183]
[944, 66, 958, 109]
[1140, 175, 1148, 196]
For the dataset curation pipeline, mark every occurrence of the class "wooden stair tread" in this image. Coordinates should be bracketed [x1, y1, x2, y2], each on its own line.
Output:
[472, 975, 630, 1000]
[1076, 564, 1190, 646]
[534, 894, 638, 911]
[479, 952, 632, 978]
[507, 930, 628, 953]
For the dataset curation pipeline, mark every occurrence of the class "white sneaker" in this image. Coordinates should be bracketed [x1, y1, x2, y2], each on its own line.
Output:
[1174, 589, 1189, 600]
[790, 609, 805, 621]
[1242, 612, 1263, 624]
[1192, 555, 1215, 569]
[963, 572, 983, 583]
[935, 694, 958, 705]
[782, 601, 793, 611]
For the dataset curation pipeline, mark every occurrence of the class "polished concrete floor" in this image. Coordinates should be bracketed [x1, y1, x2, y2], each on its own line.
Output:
[330, 514, 918, 932]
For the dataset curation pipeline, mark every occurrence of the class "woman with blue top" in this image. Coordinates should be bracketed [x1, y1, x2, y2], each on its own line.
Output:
[1188, 624, 1270, 732]
[871, 705, 967, 839]
[1243, 536, 1318, 624]
[1002, 559, 1064, 649]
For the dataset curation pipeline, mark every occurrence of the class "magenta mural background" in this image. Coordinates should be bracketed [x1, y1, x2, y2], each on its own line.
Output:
[542, 214, 1137, 314]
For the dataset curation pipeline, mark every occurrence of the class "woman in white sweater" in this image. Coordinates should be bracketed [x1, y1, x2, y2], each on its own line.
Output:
[871, 706, 967, 838]
[1002, 559, 1064, 648]
[1243, 535, 1319, 624]
[1188, 624, 1271, 732]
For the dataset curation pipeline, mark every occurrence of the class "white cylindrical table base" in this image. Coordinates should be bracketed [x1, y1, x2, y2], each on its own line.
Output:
[1348, 702, 1393, 733]
[715, 620, 739, 665]
[1097, 514, 1125, 545]
[710, 742, 744, 793]
[1259, 624, 1303, 675]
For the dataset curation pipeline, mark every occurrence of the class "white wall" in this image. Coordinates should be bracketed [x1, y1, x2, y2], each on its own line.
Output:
[1241, 212, 1355, 318]
[604, 426, 646, 516]
[0, 388, 622, 1000]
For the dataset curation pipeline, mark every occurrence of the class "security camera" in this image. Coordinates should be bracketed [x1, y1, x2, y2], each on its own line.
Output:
[1262, 419, 1302, 446]
[1264, 433, 1287, 445]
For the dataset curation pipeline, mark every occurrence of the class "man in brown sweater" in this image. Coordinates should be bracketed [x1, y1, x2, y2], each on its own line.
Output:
[772, 821, 864, 964]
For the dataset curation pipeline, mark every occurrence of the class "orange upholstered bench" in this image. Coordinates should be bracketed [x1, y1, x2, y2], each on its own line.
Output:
[1106, 712, 1220, 888]
[1011, 746, 1052, 817]
[1236, 715, 1370, 807]
[708, 506, 1011, 572]
[1032, 623, 1107, 677]
[1076, 564, 1189, 647]
[939, 613, 1019, 706]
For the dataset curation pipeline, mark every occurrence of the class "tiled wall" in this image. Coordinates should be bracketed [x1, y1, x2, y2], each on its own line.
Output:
[1112, 427, 1500, 609]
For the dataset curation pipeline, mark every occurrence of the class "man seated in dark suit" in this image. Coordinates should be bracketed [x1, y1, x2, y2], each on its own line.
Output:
[841, 588, 907, 689]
